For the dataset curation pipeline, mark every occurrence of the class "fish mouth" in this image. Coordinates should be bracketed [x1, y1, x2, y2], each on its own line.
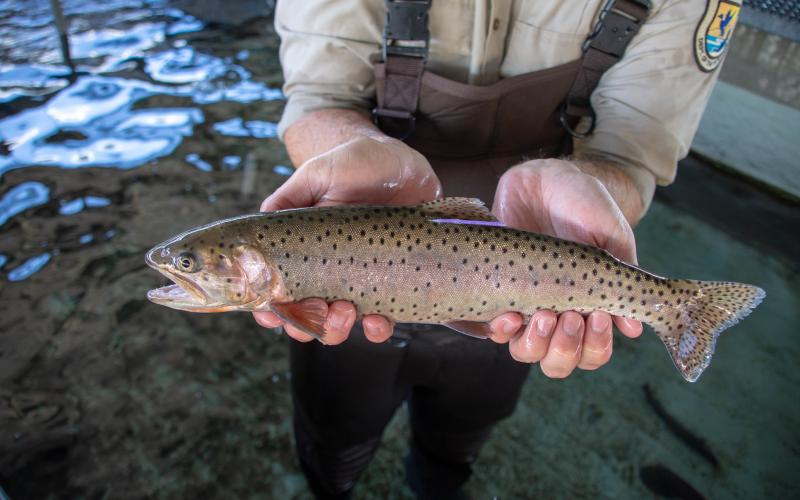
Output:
[147, 272, 213, 310]
[147, 283, 201, 305]
[145, 249, 214, 310]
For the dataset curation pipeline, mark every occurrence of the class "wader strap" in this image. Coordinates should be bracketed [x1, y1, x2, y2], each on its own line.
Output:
[373, 0, 432, 139]
[561, 0, 651, 138]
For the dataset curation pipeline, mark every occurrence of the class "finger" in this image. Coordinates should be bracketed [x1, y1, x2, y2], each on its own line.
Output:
[613, 316, 643, 338]
[578, 312, 613, 370]
[509, 310, 557, 363]
[323, 301, 357, 345]
[489, 312, 523, 344]
[260, 162, 326, 212]
[283, 323, 317, 343]
[252, 311, 283, 329]
[540, 311, 584, 379]
[362, 315, 394, 343]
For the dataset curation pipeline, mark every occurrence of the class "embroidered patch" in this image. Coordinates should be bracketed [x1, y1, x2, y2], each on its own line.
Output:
[694, 0, 742, 72]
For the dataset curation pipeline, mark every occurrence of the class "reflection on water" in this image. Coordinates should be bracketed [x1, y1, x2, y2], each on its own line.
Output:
[185, 152, 212, 172]
[0, 64, 71, 102]
[7, 252, 51, 282]
[0, 0, 286, 282]
[0, 61, 283, 175]
[0, 76, 205, 173]
[145, 46, 227, 84]
[273, 164, 292, 176]
[213, 117, 278, 138]
[0, 181, 50, 226]
[222, 155, 241, 170]
[59, 195, 111, 215]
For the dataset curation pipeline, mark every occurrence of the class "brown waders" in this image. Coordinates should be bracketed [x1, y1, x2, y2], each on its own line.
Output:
[290, 1, 649, 498]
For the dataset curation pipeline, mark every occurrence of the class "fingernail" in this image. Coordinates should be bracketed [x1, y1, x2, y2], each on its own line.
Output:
[563, 314, 582, 337]
[501, 318, 518, 336]
[329, 311, 346, 330]
[536, 316, 555, 337]
[590, 313, 609, 333]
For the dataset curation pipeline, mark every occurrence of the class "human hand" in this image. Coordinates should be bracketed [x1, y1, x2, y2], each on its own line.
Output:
[253, 134, 443, 344]
[489, 159, 644, 378]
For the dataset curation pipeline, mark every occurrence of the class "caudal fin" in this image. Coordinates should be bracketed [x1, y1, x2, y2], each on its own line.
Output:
[653, 281, 765, 382]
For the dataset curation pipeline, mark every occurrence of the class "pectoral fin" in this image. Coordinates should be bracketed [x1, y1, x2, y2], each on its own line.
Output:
[443, 320, 493, 339]
[270, 299, 329, 341]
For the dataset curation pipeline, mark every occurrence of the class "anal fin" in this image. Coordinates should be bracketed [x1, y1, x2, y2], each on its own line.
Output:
[270, 299, 328, 342]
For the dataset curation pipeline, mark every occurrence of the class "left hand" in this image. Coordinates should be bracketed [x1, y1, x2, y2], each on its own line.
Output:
[489, 159, 644, 378]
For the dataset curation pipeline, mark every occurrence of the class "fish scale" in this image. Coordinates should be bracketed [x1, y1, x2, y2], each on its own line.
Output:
[272, 206, 639, 323]
[146, 198, 765, 382]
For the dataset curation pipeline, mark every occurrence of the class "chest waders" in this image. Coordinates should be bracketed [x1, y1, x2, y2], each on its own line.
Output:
[290, 2, 651, 497]
[374, 0, 649, 203]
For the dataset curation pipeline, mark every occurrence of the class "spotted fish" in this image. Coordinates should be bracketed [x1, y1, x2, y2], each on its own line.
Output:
[146, 198, 765, 382]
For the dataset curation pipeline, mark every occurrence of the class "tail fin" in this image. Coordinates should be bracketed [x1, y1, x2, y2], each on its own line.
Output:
[653, 281, 765, 382]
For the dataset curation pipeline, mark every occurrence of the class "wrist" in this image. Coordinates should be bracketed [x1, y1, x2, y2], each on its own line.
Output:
[570, 159, 645, 226]
[512, 158, 644, 227]
[284, 108, 389, 166]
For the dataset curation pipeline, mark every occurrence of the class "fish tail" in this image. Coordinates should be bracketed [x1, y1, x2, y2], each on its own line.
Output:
[653, 280, 765, 382]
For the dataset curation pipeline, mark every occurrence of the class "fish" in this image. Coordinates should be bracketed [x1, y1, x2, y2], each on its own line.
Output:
[145, 197, 765, 382]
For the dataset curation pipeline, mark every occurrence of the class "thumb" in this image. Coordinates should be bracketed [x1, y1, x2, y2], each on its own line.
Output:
[599, 220, 638, 266]
[260, 161, 330, 212]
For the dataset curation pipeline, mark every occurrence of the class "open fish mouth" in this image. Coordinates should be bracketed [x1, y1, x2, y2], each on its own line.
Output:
[147, 283, 203, 304]
[146, 273, 211, 309]
[145, 250, 213, 309]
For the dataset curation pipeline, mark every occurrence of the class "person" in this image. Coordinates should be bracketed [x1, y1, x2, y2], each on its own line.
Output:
[252, 0, 736, 497]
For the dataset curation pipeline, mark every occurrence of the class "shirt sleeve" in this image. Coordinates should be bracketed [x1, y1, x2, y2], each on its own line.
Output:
[274, 0, 384, 140]
[573, 1, 726, 211]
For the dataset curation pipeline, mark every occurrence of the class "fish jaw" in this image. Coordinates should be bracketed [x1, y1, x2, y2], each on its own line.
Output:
[145, 246, 230, 312]
[146, 282, 271, 312]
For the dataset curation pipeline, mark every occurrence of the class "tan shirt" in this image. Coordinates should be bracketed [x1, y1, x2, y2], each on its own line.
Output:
[275, 0, 726, 206]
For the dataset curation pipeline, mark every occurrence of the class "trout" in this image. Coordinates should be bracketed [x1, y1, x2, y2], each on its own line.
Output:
[146, 198, 765, 382]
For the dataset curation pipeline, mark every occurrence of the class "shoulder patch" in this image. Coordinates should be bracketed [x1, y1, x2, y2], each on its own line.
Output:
[694, 0, 742, 72]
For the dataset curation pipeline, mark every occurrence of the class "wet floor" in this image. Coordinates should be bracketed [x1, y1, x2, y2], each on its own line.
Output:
[1, 1, 798, 499]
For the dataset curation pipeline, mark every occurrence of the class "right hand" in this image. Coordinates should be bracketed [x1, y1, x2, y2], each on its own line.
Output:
[252, 135, 442, 344]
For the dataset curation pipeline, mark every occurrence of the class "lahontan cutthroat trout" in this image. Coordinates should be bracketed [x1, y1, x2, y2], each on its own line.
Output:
[146, 198, 765, 382]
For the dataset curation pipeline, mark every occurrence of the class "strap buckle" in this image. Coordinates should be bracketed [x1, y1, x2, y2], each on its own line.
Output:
[560, 104, 596, 139]
[383, 0, 431, 59]
[582, 0, 648, 56]
[372, 107, 417, 140]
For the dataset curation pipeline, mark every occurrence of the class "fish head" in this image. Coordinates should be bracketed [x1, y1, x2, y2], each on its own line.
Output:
[145, 222, 277, 312]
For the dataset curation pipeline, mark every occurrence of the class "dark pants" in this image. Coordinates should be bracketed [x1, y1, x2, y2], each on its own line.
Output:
[289, 324, 531, 498]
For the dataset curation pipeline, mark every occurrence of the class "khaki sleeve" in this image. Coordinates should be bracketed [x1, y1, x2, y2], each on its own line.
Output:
[573, 1, 725, 211]
[275, 0, 385, 140]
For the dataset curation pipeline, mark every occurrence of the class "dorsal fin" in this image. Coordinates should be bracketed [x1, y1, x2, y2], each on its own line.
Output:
[417, 197, 498, 222]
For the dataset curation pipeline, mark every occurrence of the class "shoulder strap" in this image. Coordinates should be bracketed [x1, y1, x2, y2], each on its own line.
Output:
[372, 0, 432, 139]
[561, 0, 651, 138]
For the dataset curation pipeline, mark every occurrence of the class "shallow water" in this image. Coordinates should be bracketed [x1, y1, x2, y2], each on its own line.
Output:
[0, 1, 798, 499]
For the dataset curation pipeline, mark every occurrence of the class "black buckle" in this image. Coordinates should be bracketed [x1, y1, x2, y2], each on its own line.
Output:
[383, 0, 431, 59]
[584, 1, 647, 58]
[372, 107, 416, 139]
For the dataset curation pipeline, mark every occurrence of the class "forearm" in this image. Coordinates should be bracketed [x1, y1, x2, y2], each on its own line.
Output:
[283, 108, 388, 167]
[570, 159, 646, 227]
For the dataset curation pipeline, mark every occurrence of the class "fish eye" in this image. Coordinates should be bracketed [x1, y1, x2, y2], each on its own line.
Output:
[175, 252, 201, 273]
